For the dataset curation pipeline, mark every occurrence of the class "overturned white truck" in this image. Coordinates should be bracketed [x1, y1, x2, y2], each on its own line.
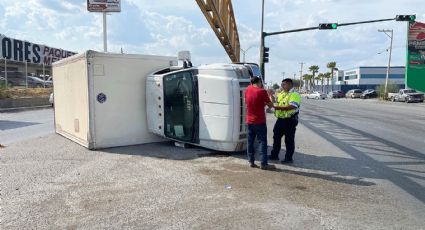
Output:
[52, 50, 253, 151]
[147, 62, 252, 152]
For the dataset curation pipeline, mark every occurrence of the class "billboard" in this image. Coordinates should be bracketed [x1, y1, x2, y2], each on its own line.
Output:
[87, 0, 121, 12]
[406, 21, 425, 92]
[0, 34, 77, 66]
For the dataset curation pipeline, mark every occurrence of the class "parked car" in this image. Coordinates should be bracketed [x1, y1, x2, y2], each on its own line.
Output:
[388, 89, 424, 103]
[306, 91, 326, 99]
[360, 89, 378, 99]
[346, 89, 363, 98]
[0, 71, 26, 87]
[327, 90, 344, 98]
[27, 76, 48, 88]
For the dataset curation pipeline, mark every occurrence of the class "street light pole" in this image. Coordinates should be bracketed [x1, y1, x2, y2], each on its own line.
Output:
[240, 45, 256, 63]
[378, 29, 393, 97]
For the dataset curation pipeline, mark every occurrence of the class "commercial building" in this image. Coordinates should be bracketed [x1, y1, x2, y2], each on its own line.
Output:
[323, 66, 405, 93]
[0, 34, 76, 79]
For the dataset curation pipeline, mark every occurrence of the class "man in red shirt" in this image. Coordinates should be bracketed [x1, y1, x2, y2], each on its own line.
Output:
[245, 76, 274, 169]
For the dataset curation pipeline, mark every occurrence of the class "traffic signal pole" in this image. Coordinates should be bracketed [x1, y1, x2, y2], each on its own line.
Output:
[259, 17, 400, 81]
[259, 0, 265, 82]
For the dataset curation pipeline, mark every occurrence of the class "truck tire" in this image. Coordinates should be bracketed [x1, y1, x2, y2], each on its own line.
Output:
[405, 98, 409, 103]
[391, 97, 395, 102]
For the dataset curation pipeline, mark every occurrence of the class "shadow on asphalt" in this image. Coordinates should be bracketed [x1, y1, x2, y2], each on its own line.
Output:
[0, 120, 40, 131]
[102, 141, 230, 161]
[300, 111, 425, 204]
[103, 141, 379, 187]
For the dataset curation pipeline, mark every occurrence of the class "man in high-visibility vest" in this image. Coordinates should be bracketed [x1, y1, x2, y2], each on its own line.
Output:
[269, 78, 301, 163]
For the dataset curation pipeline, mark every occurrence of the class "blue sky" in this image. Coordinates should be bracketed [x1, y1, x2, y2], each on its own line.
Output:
[0, 0, 424, 84]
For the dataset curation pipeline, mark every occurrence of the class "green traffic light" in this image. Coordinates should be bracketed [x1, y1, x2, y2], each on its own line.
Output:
[331, 23, 337, 29]
[410, 15, 416, 21]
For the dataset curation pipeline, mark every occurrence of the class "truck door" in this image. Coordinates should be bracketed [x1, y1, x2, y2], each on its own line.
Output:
[163, 70, 199, 143]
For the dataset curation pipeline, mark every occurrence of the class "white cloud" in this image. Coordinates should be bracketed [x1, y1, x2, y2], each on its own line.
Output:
[0, 0, 424, 84]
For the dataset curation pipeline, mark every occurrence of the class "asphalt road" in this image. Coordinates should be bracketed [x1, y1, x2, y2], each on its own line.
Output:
[1, 100, 424, 229]
[0, 108, 54, 145]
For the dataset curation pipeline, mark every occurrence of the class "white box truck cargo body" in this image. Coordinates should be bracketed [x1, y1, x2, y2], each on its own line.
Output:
[52, 50, 176, 149]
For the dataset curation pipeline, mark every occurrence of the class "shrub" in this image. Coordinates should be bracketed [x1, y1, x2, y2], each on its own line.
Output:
[375, 83, 400, 100]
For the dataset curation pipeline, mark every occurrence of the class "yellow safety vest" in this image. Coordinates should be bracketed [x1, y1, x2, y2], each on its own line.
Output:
[275, 91, 301, 118]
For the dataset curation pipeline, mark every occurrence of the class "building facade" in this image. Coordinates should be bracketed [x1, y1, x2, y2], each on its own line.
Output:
[330, 66, 405, 92]
[0, 34, 76, 79]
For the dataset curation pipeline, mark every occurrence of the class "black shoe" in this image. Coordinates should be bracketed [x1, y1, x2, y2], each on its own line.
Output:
[260, 164, 276, 170]
[250, 162, 259, 168]
[281, 159, 293, 164]
[269, 155, 279, 161]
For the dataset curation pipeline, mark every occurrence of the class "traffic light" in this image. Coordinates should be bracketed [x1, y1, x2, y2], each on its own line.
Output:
[395, 15, 416, 22]
[263, 47, 269, 63]
[318, 23, 338, 30]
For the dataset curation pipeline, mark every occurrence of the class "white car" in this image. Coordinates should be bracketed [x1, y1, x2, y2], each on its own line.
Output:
[306, 91, 326, 99]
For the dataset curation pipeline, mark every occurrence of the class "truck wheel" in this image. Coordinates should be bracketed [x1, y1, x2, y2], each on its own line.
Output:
[405, 98, 409, 103]
[315, 96, 319, 99]
[391, 97, 395, 102]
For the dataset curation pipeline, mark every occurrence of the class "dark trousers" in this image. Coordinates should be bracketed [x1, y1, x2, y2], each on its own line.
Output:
[247, 124, 268, 166]
[270, 117, 298, 160]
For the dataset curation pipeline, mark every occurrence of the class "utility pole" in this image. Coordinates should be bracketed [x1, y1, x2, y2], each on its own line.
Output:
[260, 0, 265, 80]
[378, 29, 393, 97]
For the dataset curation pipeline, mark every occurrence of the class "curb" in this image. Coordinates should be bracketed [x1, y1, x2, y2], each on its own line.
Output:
[0, 105, 52, 113]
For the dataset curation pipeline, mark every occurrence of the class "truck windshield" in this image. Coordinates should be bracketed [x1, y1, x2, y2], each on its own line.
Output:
[404, 90, 416, 93]
[163, 71, 198, 142]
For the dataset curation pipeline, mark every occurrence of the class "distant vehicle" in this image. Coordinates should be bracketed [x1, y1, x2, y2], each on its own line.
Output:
[327, 90, 344, 98]
[360, 89, 378, 99]
[388, 89, 424, 103]
[306, 91, 326, 99]
[27, 76, 49, 88]
[346, 89, 363, 98]
[0, 71, 26, 87]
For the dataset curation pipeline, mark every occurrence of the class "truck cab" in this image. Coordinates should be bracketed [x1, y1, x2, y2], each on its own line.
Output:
[147, 63, 252, 152]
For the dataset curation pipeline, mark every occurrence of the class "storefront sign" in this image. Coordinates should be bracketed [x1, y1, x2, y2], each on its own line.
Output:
[0, 34, 77, 66]
[87, 0, 121, 12]
[406, 21, 425, 92]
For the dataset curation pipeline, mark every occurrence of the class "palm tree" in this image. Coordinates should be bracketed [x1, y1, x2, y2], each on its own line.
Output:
[324, 72, 332, 93]
[326, 62, 337, 92]
[317, 73, 324, 92]
[302, 74, 312, 91]
[308, 65, 319, 91]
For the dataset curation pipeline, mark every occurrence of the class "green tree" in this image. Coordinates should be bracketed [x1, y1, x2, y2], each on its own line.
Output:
[326, 61, 337, 92]
[375, 83, 400, 100]
[308, 65, 319, 91]
[272, 83, 280, 90]
[324, 72, 332, 93]
[303, 74, 312, 91]
[317, 73, 324, 92]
